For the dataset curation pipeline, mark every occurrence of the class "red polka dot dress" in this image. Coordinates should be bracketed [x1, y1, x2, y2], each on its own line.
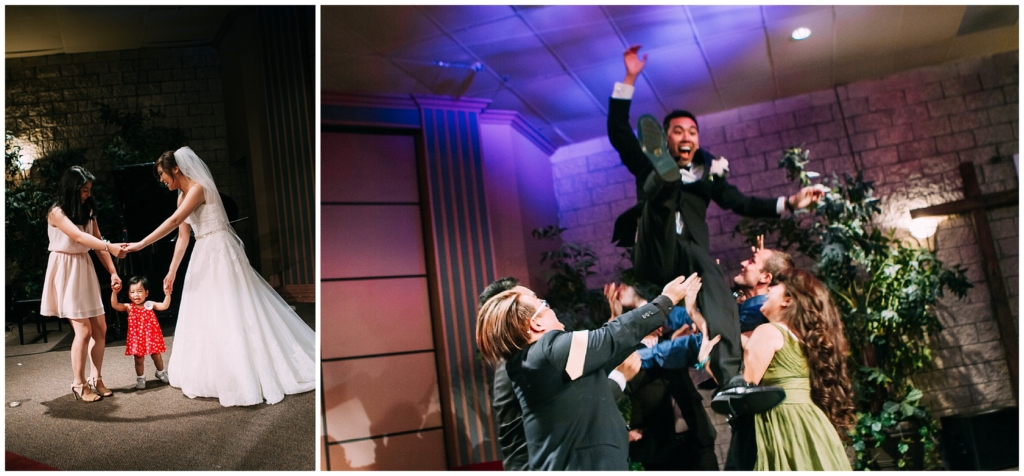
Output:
[125, 302, 167, 356]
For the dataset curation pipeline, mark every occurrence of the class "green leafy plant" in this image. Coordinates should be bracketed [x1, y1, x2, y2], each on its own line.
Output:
[737, 146, 971, 470]
[99, 104, 187, 167]
[532, 225, 609, 331]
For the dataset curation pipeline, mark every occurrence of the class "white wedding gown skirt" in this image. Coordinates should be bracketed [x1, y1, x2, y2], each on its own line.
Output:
[167, 204, 316, 407]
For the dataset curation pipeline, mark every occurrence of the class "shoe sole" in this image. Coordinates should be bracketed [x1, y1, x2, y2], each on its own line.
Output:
[637, 114, 680, 183]
[711, 386, 786, 416]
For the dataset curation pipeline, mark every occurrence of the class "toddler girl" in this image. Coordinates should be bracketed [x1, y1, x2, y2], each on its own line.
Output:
[110, 276, 170, 389]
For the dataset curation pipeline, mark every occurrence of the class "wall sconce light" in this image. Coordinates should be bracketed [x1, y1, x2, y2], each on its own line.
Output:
[908, 216, 942, 239]
[435, 60, 483, 72]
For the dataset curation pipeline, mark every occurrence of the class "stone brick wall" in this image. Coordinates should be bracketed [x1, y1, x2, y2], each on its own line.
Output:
[5, 47, 254, 250]
[550, 50, 1018, 465]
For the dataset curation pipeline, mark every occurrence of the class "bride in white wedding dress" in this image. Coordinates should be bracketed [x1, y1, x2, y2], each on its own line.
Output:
[124, 146, 315, 407]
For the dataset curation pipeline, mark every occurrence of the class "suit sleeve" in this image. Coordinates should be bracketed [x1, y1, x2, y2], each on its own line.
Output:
[608, 98, 653, 179]
[710, 176, 780, 218]
[548, 295, 674, 380]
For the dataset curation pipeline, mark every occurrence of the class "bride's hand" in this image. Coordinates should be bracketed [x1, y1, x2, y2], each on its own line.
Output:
[124, 242, 144, 253]
[164, 272, 175, 292]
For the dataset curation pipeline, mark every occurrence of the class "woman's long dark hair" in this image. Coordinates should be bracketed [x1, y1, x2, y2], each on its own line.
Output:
[775, 268, 856, 438]
[52, 166, 96, 226]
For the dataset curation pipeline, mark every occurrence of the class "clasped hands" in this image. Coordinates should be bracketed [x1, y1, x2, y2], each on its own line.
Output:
[104, 242, 148, 259]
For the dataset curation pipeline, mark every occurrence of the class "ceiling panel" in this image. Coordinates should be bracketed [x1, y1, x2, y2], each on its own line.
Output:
[574, 60, 631, 108]
[56, 6, 147, 54]
[688, 5, 765, 39]
[389, 34, 473, 64]
[514, 74, 604, 123]
[835, 52, 896, 85]
[551, 115, 610, 144]
[141, 6, 236, 46]
[766, 9, 834, 73]
[419, 5, 515, 32]
[947, 25, 1020, 60]
[642, 42, 715, 94]
[5, 6, 62, 55]
[702, 29, 773, 82]
[329, 6, 445, 57]
[459, 19, 565, 86]
[609, 6, 695, 51]
[761, 5, 832, 24]
[534, 17, 624, 70]
[322, 55, 422, 95]
[896, 6, 966, 51]
[518, 5, 609, 33]
[834, 5, 900, 60]
[321, 20, 378, 59]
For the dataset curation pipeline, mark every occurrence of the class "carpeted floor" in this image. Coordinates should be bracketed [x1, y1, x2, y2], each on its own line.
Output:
[5, 303, 316, 471]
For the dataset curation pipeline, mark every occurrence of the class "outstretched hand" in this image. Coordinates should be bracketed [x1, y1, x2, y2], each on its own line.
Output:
[696, 319, 722, 370]
[788, 185, 827, 210]
[603, 283, 624, 321]
[123, 242, 145, 254]
[661, 273, 698, 305]
[623, 45, 647, 83]
[107, 242, 128, 259]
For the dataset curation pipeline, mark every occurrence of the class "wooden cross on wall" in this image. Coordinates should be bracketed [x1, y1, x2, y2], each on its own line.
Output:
[911, 162, 1019, 399]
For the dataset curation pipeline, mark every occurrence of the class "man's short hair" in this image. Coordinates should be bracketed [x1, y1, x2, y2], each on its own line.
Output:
[763, 250, 794, 282]
[479, 277, 519, 306]
[663, 110, 699, 133]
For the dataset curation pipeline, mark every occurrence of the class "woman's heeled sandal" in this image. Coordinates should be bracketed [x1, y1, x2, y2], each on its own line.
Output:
[72, 383, 102, 402]
[88, 376, 113, 397]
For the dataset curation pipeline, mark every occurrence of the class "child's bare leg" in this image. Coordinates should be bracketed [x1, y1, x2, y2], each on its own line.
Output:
[152, 353, 165, 371]
[134, 356, 145, 376]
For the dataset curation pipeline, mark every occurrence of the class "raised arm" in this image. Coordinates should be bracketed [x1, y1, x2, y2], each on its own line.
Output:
[130, 184, 206, 250]
[49, 208, 127, 259]
[608, 45, 654, 179]
[555, 274, 697, 379]
[110, 287, 128, 312]
[153, 287, 173, 312]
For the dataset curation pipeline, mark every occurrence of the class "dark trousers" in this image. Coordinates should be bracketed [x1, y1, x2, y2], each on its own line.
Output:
[631, 430, 719, 471]
[724, 413, 757, 470]
[633, 182, 743, 386]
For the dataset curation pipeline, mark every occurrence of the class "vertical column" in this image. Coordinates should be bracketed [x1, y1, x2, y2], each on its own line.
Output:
[416, 97, 499, 467]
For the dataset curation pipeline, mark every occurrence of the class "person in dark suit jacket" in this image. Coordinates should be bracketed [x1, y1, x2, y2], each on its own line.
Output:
[476, 274, 697, 470]
[478, 278, 640, 471]
[608, 45, 825, 396]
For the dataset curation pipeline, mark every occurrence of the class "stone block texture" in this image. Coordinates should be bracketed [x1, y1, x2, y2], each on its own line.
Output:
[6, 47, 254, 250]
[549, 51, 1018, 465]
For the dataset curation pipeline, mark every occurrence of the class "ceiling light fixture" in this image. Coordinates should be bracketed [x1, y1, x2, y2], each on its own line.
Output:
[435, 61, 483, 72]
[791, 27, 811, 40]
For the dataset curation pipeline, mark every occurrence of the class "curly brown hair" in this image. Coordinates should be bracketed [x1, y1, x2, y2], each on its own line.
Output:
[775, 268, 856, 437]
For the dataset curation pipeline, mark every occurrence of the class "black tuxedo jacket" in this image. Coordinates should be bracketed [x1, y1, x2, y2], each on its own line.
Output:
[505, 295, 673, 470]
[607, 97, 779, 248]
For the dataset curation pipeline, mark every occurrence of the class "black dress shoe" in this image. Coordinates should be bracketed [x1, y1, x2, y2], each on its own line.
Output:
[637, 114, 680, 183]
[711, 384, 786, 416]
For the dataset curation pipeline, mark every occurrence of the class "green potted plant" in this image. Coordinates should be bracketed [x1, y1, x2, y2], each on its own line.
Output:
[736, 146, 972, 469]
[532, 225, 610, 331]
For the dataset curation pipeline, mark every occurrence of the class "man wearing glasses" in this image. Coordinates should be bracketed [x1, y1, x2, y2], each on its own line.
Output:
[476, 273, 698, 470]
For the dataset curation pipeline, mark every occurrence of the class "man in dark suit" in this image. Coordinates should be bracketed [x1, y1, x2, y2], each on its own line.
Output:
[475, 274, 697, 470]
[607, 44, 824, 403]
[478, 278, 640, 471]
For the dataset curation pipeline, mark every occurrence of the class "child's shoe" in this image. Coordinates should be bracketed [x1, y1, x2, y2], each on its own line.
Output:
[136, 376, 146, 390]
[155, 369, 169, 384]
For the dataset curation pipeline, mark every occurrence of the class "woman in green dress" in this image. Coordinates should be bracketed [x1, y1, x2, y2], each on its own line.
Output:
[699, 268, 855, 470]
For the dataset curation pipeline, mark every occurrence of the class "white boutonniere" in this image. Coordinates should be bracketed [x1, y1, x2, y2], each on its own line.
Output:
[709, 156, 729, 180]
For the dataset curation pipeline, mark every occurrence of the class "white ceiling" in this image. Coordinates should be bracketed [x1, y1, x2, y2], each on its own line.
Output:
[322, 5, 1019, 148]
[5, 5, 241, 57]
